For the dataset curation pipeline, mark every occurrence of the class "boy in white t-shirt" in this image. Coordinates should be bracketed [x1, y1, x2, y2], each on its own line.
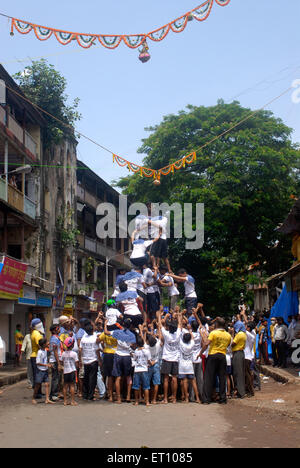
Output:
[157, 309, 182, 404]
[141, 324, 163, 404]
[178, 329, 201, 404]
[33, 338, 54, 405]
[169, 269, 198, 316]
[158, 266, 180, 311]
[60, 337, 79, 406]
[105, 299, 122, 331]
[130, 225, 161, 269]
[131, 334, 152, 407]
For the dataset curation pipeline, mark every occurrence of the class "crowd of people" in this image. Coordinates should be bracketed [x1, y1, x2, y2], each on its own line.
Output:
[1, 214, 299, 406]
[10, 262, 298, 408]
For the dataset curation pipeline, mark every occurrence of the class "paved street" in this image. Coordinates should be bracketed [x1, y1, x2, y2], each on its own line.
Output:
[0, 379, 299, 448]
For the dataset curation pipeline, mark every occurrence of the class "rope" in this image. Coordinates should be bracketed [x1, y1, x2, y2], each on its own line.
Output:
[3, 82, 293, 180]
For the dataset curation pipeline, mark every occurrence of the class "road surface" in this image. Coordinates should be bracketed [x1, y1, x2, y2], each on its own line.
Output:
[0, 380, 299, 448]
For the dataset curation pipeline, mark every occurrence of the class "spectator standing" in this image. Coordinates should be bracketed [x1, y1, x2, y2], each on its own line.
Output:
[21, 330, 33, 389]
[201, 318, 232, 405]
[274, 317, 288, 369]
[79, 323, 101, 401]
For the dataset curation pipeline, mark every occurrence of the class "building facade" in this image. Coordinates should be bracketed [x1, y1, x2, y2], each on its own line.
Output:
[75, 160, 131, 319]
[0, 65, 53, 355]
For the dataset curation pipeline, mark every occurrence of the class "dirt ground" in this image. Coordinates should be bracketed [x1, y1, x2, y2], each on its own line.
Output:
[223, 377, 300, 448]
[0, 377, 299, 448]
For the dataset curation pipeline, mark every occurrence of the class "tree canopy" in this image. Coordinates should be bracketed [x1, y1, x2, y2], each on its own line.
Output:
[117, 101, 300, 316]
[13, 59, 81, 145]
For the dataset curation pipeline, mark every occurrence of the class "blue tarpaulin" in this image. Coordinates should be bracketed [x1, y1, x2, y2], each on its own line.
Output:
[256, 285, 298, 358]
[270, 284, 299, 324]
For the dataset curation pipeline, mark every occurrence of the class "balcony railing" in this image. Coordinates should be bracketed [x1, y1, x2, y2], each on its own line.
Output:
[85, 236, 97, 253]
[24, 196, 36, 219]
[0, 184, 36, 219]
[77, 234, 84, 248]
[85, 190, 97, 208]
[0, 105, 5, 125]
[24, 131, 37, 157]
[7, 184, 24, 212]
[77, 233, 130, 267]
[5, 112, 38, 160]
[76, 184, 85, 200]
[0, 177, 7, 202]
[8, 114, 23, 143]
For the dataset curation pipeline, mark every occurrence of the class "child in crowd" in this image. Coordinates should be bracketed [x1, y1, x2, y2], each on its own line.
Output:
[105, 299, 123, 331]
[60, 337, 79, 406]
[158, 266, 180, 311]
[131, 334, 152, 407]
[140, 324, 163, 405]
[105, 317, 136, 404]
[130, 225, 161, 269]
[32, 338, 54, 405]
[157, 308, 182, 404]
[178, 328, 201, 404]
[100, 320, 118, 402]
[116, 282, 144, 328]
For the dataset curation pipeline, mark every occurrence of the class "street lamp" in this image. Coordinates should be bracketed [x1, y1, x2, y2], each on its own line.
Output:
[106, 249, 132, 301]
[1, 165, 32, 178]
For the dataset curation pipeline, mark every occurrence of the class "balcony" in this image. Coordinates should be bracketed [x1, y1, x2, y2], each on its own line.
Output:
[0, 106, 5, 125]
[77, 234, 131, 268]
[0, 183, 36, 219]
[85, 190, 97, 208]
[8, 184, 24, 212]
[77, 234, 84, 248]
[0, 177, 7, 202]
[76, 184, 85, 200]
[24, 196, 36, 219]
[8, 114, 23, 143]
[4, 112, 38, 160]
[24, 131, 37, 157]
[85, 236, 97, 253]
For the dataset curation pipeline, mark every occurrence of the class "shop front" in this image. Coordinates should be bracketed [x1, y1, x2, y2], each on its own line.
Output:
[0, 256, 27, 358]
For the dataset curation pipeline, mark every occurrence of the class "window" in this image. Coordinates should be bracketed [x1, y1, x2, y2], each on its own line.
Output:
[77, 258, 82, 283]
[46, 252, 51, 274]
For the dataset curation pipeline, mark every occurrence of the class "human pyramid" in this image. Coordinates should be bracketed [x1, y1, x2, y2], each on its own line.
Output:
[29, 206, 258, 407]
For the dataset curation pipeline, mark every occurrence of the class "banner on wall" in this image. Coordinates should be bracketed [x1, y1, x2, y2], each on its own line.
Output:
[18, 285, 36, 305]
[0, 257, 28, 300]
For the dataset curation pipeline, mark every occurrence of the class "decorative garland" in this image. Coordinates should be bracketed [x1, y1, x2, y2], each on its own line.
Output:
[10, 0, 230, 53]
[112, 152, 197, 183]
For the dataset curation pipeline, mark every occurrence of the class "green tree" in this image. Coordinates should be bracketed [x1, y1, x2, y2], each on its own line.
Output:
[14, 59, 81, 145]
[117, 101, 300, 316]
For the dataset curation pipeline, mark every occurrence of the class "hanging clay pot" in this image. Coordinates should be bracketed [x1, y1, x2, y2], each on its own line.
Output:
[139, 51, 151, 63]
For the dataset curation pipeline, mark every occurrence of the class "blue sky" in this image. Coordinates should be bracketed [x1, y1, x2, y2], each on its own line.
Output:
[0, 0, 300, 186]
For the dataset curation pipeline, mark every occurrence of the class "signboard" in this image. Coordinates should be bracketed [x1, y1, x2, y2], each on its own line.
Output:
[93, 290, 105, 305]
[0, 257, 28, 300]
[90, 301, 98, 312]
[18, 285, 36, 306]
[36, 294, 52, 308]
[53, 284, 67, 309]
[64, 295, 75, 311]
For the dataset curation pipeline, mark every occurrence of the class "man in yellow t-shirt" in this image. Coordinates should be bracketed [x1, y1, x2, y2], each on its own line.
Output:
[98, 325, 118, 402]
[15, 324, 24, 367]
[30, 319, 45, 394]
[232, 321, 247, 399]
[201, 318, 232, 405]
